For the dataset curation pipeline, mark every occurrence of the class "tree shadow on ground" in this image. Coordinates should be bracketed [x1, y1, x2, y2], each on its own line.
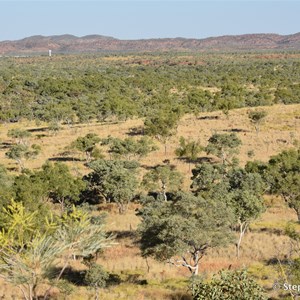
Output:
[194, 156, 215, 164]
[222, 128, 249, 133]
[48, 157, 82, 162]
[48, 266, 86, 286]
[250, 227, 284, 236]
[197, 115, 219, 120]
[0, 142, 13, 149]
[108, 230, 138, 241]
[27, 127, 49, 133]
[126, 126, 144, 136]
[265, 257, 291, 266]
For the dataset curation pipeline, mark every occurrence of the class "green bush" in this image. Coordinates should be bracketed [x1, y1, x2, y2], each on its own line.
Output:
[191, 269, 266, 300]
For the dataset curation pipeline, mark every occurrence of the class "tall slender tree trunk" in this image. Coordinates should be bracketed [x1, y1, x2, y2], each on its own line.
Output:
[296, 209, 300, 223]
[162, 183, 167, 201]
[236, 222, 248, 259]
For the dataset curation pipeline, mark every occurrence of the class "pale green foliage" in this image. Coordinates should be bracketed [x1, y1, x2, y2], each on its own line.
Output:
[102, 136, 158, 160]
[0, 235, 66, 300]
[0, 199, 38, 249]
[206, 133, 241, 165]
[175, 137, 203, 168]
[142, 165, 183, 201]
[144, 109, 181, 154]
[191, 269, 266, 300]
[84, 263, 109, 300]
[138, 192, 234, 275]
[7, 128, 31, 144]
[5, 144, 41, 170]
[71, 133, 101, 162]
[58, 205, 114, 257]
[86, 159, 139, 213]
[0, 203, 114, 300]
[191, 164, 265, 258]
[247, 109, 267, 133]
[266, 149, 300, 221]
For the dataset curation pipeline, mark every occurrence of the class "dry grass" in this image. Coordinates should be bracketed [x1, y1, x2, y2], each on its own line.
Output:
[1, 103, 300, 299]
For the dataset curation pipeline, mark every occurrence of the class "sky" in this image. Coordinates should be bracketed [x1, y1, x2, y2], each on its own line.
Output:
[0, 1, 299, 41]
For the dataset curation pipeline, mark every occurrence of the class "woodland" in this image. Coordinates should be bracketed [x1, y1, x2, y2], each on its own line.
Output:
[0, 51, 300, 299]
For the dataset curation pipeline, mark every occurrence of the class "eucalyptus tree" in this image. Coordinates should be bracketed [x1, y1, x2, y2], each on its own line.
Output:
[138, 192, 234, 276]
[71, 133, 101, 162]
[85, 159, 139, 214]
[247, 109, 268, 134]
[142, 165, 183, 201]
[206, 133, 241, 165]
[144, 108, 181, 155]
[175, 137, 203, 170]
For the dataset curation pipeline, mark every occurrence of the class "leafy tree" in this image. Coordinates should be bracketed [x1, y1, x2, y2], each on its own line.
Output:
[175, 137, 203, 170]
[191, 269, 266, 300]
[36, 162, 86, 213]
[206, 133, 241, 165]
[71, 133, 101, 162]
[266, 149, 300, 222]
[5, 144, 41, 171]
[84, 263, 109, 300]
[191, 164, 265, 258]
[7, 128, 31, 145]
[142, 165, 183, 201]
[144, 109, 181, 155]
[226, 168, 266, 258]
[247, 109, 268, 134]
[186, 88, 213, 116]
[0, 164, 14, 207]
[0, 203, 114, 300]
[138, 192, 234, 275]
[191, 163, 227, 196]
[85, 159, 139, 213]
[102, 136, 158, 160]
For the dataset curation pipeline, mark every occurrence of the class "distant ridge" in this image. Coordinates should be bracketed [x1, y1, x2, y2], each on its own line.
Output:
[0, 33, 300, 55]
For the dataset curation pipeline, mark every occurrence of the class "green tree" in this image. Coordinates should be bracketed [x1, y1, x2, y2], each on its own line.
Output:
[191, 164, 265, 258]
[191, 269, 266, 300]
[7, 128, 31, 145]
[71, 133, 101, 162]
[138, 192, 234, 275]
[191, 163, 227, 196]
[85, 159, 139, 214]
[206, 133, 241, 165]
[142, 165, 183, 201]
[0, 164, 14, 207]
[226, 168, 266, 258]
[84, 263, 109, 300]
[0, 203, 114, 300]
[36, 162, 86, 213]
[102, 136, 158, 160]
[175, 137, 203, 170]
[266, 149, 300, 222]
[5, 144, 41, 171]
[247, 109, 268, 134]
[144, 109, 181, 155]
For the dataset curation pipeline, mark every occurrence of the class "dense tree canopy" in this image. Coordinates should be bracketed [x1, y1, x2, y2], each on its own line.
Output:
[138, 192, 234, 275]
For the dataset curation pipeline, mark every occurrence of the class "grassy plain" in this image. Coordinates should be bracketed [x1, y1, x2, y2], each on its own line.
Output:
[0, 103, 300, 299]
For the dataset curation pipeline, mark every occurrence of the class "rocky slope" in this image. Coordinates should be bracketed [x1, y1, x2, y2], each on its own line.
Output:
[0, 33, 300, 55]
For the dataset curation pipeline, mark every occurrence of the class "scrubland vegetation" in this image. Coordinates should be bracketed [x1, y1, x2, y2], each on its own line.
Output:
[0, 52, 300, 299]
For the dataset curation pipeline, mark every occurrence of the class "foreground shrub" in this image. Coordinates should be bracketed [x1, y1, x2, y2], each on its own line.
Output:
[191, 269, 266, 300]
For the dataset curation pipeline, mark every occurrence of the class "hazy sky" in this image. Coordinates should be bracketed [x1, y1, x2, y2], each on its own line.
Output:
[0, 1, 299, 41]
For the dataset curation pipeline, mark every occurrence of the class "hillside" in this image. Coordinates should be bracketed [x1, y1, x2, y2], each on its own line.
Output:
[0, 32, 300, 55]
[0, 104, 300, 299]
